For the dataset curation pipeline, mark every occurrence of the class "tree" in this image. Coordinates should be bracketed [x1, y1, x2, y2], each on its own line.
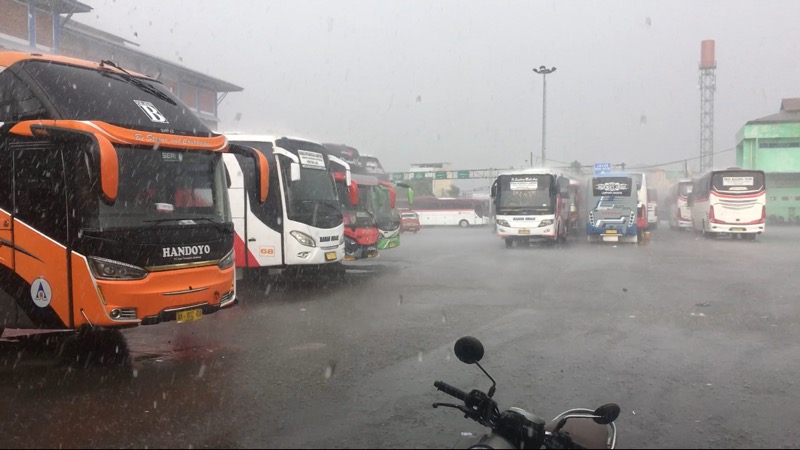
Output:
[447, 185, 461, 198]
[403, 179, 434, 197]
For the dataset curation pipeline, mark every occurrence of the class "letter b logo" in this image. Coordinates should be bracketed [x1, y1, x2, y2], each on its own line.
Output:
[135, 100, 169, 123]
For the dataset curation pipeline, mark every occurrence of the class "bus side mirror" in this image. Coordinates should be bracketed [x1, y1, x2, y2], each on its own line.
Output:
[349, 182, 359, 206]
[379, 181, 397, 209]
[490, 181, 497, 198]
[686, 193, 693, 206]
[229, 144, 269, 203]
[290, 162, 301, 182]
[94, 134, 119, 205]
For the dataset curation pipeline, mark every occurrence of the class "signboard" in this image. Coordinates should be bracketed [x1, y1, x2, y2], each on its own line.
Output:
[722, 176, 754, 186]
[413, 172, 426, 180]
[592, 177, 632, 197]
[510, 176, 539, 191]
[392, 173, 405, 181]
[297, 150, 326, 170]
[594, 163, 612, 175]
[457, 170, 471, 179]
[435, 171, 448, 180]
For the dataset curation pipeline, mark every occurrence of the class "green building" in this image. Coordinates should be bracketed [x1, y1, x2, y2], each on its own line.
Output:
[736, 98, 800, 222]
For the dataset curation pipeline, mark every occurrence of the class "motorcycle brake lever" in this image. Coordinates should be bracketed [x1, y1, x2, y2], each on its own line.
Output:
[432, 402, 462, 409]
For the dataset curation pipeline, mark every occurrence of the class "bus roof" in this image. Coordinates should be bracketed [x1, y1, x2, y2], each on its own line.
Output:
[224, 133, 321, 145]
[0, 51, 149, 78]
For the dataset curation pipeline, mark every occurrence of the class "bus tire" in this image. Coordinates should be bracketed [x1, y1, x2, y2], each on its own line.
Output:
[504, 238, 513, 248]
[459, 220, 469, 228]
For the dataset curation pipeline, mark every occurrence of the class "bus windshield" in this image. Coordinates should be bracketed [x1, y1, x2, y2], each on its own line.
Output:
[592, 177, 633, 197]
[712, 171, 765, 194]
[284, 163, 342, 229]
[96, 148, 230, 229]
[497, 174, 554, 213]
[20, 60, 213, 136]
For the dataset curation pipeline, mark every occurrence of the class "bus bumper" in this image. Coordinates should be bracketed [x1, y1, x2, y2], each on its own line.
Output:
[708, 222, 765, 234]
[496, 226, 556, 240]
[88, 264, 236, 328]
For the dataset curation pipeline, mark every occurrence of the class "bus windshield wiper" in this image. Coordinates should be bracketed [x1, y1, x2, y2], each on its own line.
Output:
[142, 217, 229, 232]
[99, 60, 177, 106]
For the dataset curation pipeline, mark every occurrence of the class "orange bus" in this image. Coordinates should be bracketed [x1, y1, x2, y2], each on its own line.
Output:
[0, 52, 267, 334]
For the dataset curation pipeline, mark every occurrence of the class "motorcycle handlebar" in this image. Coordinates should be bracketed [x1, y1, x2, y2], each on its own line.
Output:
[434, 380, 468, 402]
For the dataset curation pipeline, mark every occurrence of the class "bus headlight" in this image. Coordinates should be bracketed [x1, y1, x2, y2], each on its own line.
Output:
[290, 230, 316, 247]
[538, 219, 554, 227]
[496, 219, 510, 227]
[218, 250, 235, 270]
[88, 257, 148, 280]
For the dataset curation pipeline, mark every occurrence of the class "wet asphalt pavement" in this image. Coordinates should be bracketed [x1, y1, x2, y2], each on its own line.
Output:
[2, 225, 800, 449]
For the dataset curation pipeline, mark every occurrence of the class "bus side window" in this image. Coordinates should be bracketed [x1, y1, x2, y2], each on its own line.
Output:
[0, 71, 49, 122]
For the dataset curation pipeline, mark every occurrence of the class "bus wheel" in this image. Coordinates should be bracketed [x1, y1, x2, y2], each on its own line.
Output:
[459, 220, 469, 228]
[504, 238, 513, 248]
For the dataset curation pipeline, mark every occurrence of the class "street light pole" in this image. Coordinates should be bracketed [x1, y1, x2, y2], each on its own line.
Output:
[533, 65, 556, 166]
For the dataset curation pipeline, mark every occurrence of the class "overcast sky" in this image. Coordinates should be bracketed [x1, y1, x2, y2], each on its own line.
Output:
[75, 0, 800, 174]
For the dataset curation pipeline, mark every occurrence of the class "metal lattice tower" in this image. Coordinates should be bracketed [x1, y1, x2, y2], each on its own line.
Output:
[699, 40, 716, 172]
[699, 68, 716, 172]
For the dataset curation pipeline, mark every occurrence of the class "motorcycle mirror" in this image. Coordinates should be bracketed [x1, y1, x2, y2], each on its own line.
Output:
[454, 336, 484, 365]
[592, 403, 621, 425]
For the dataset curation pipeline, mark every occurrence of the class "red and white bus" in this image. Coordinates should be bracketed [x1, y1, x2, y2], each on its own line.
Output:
[667, 179, 693, 230]
[398, 196, 489, 228]
[688, 169, 766, 240]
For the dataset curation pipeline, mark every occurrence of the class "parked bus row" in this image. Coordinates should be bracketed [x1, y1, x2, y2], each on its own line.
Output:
[0, 51, 412, 338]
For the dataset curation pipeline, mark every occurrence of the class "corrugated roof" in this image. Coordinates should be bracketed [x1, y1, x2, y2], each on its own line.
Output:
[781, 98, 800, 112]
[748, 98, 800, 124]
[65, 22, 243, 92]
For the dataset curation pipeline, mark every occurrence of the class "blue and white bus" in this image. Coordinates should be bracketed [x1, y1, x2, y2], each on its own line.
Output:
[585, 175, 640, 244]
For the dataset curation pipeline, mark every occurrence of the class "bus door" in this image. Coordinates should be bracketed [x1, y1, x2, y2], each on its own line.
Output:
[228, 147, 279, 269]
[9, 138, 71, 329]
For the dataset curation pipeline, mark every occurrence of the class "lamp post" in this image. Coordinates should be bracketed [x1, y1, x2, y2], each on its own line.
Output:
[533, 65, 556, 166]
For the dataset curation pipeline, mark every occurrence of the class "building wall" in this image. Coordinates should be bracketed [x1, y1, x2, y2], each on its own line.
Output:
[737, 121, 800, 221]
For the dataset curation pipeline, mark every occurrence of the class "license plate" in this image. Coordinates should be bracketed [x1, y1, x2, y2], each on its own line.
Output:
[176, 308, 202, 323]
[325, 251, 337, 261]
[730, 227, 746, 232]
[604, 229, 618, 234]
[519, 229, 530, 235]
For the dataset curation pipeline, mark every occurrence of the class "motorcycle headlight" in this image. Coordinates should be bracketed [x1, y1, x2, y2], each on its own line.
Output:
[496, 219, 510, 227]
[538, 219, 554, 227]
[290, 230, 316, 247]
[88, 257, 148, 280]
[218, 249, 235, 270]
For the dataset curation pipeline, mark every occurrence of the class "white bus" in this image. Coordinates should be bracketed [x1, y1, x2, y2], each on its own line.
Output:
[400, 196, 489, 228]
[490, 168, 571, 247]
[666, 179, 693, 230]
[688, 169, 766, 240]
[223, 135, 351, 275]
